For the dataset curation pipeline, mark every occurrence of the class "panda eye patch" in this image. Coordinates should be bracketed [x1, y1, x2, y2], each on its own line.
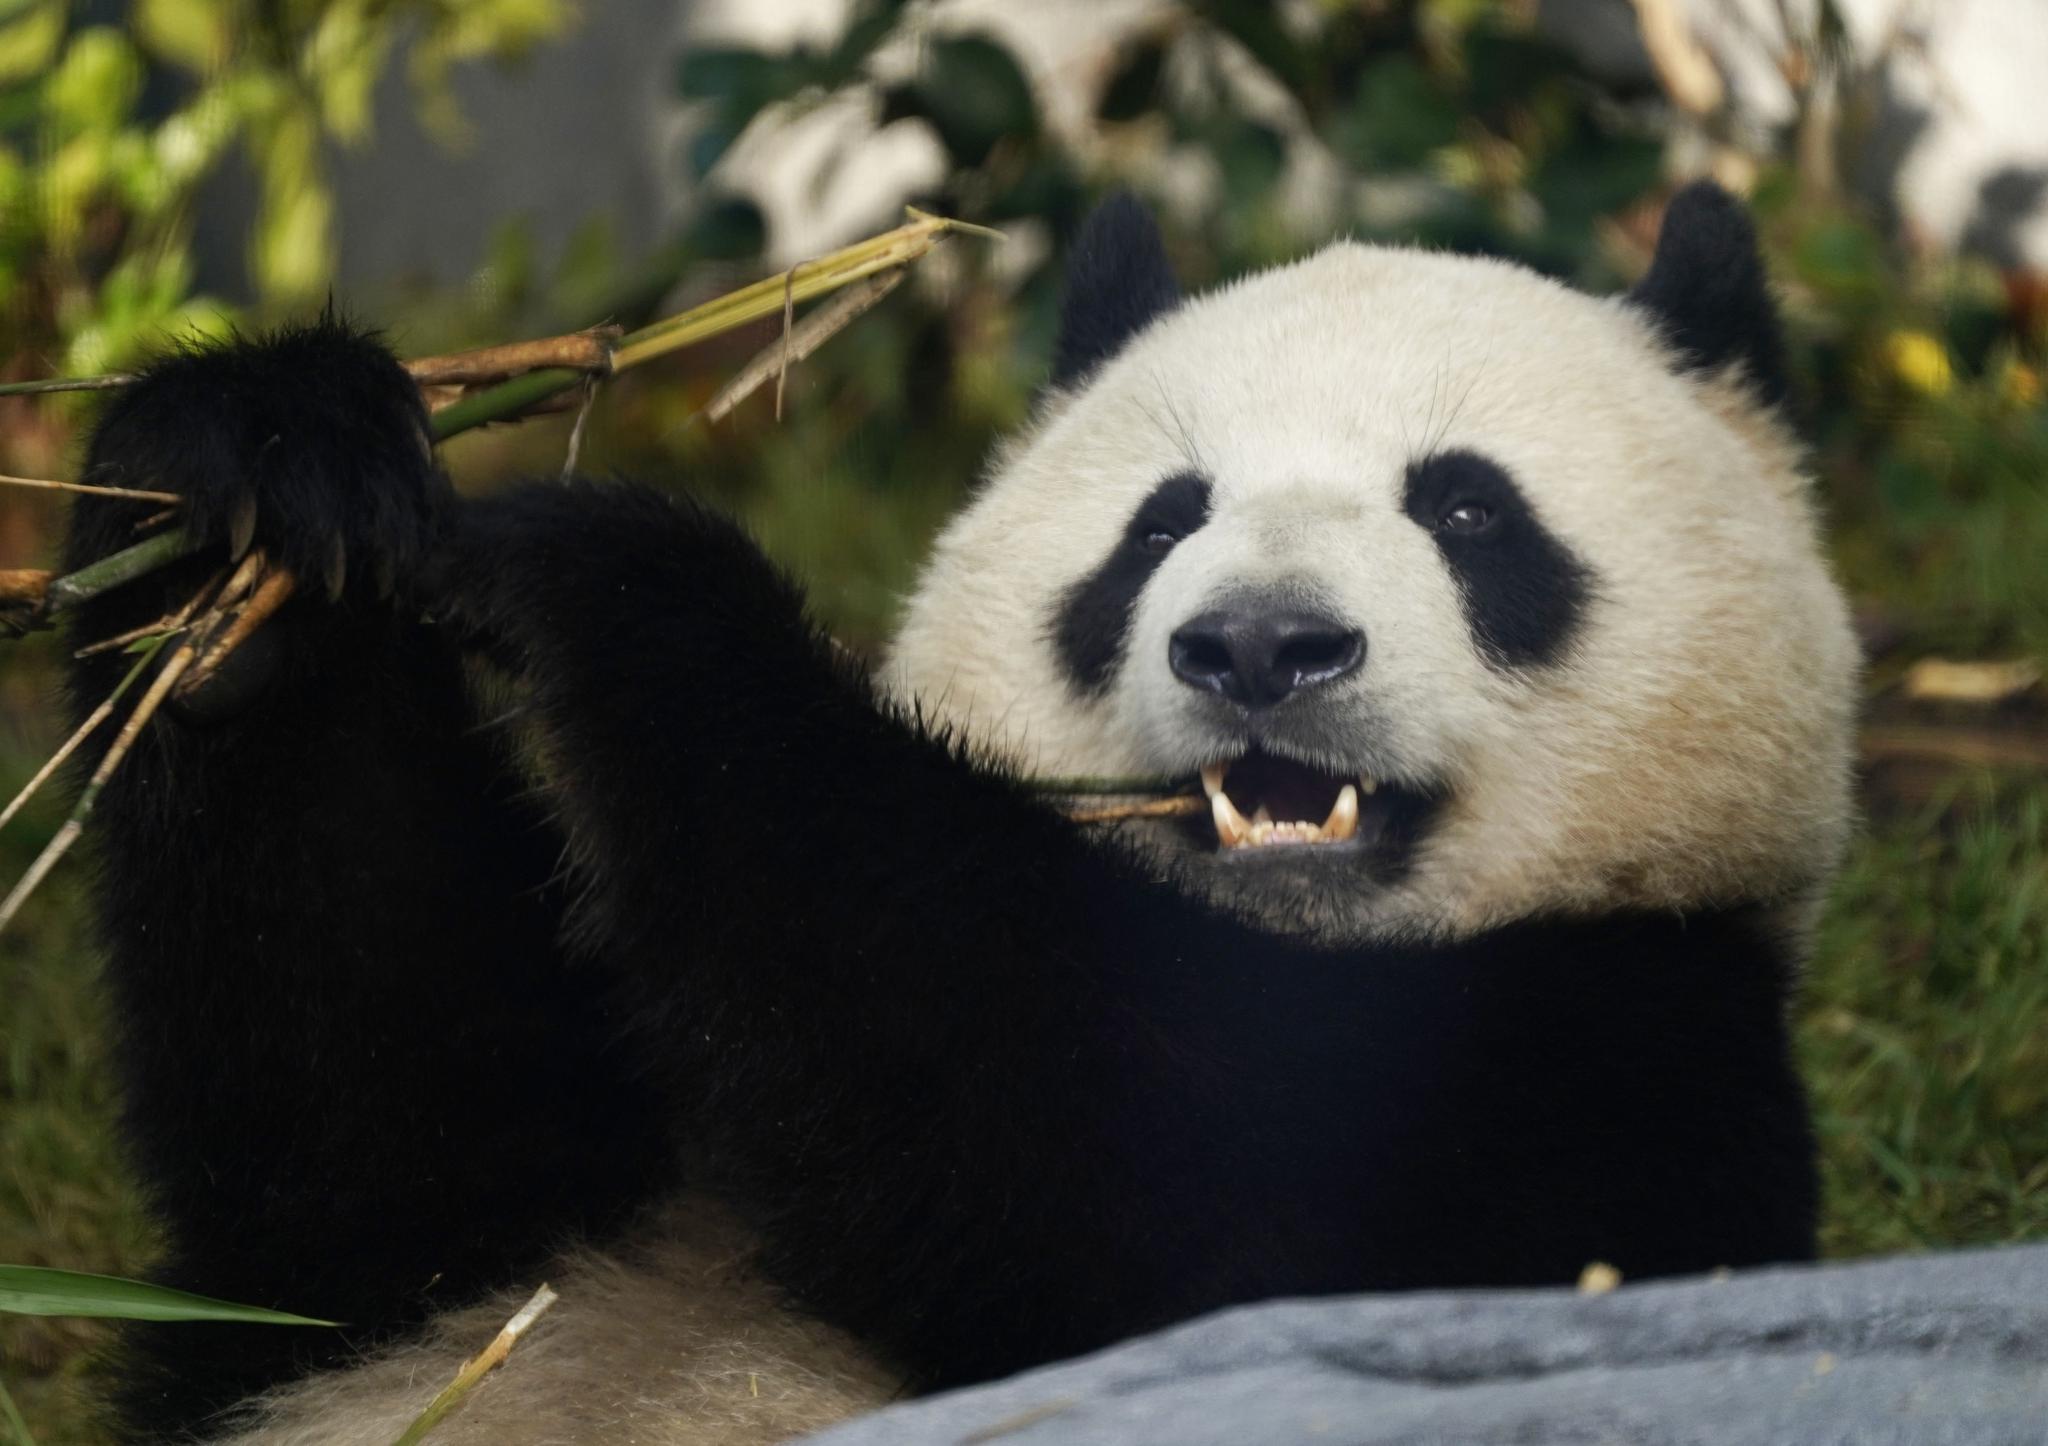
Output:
[1052, 470, 1213, 696]
[1401, 449, 1593, 669]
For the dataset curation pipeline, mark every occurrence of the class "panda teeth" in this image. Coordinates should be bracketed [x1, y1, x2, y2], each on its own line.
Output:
[1324, 784, 1360, 842]
[1210, 789, 1250, 847]
[1202, 767, 1362, 850]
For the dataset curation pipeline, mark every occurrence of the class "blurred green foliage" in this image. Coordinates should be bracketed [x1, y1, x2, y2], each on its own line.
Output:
[0, 0, 573, 377]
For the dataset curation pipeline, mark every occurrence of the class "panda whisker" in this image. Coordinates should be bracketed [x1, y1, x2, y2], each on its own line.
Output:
[1429, 344, 1489, 456]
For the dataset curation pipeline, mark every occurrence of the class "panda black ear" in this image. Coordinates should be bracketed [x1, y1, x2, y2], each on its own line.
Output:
[1628, 181, 1789, 409]
[1051, 192, 1182, 390]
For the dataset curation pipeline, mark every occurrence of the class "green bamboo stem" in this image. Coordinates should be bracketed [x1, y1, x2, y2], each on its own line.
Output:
[0, 373, 135, 398]
[40, 531, 200, 618]
[431, 209, 995, 440]
[428, 366, 590, 442]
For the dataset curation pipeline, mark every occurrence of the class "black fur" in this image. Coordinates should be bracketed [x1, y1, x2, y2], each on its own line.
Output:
[1629, 181, 1790, 408]
[68, 327, 1816, 1442]
[1052, 470, 1212, 694]
[1403, 449, 1594, 668]
[1051, 192, 1183, 388]
[65, 323, 667, 1435]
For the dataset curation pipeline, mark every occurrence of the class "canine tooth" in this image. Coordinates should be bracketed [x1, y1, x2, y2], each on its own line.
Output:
[1212, 790, 1250, 847]
[1357, 774, 1378, 796]
[1324, 784, 1359, 843]
[1201, 763, 1227, 799]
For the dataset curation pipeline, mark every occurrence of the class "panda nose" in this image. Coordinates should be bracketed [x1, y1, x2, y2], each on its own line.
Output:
[1168, 607, 1365, 709]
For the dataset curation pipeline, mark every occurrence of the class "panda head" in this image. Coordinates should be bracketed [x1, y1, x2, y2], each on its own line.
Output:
[886, 187, 1860, 942]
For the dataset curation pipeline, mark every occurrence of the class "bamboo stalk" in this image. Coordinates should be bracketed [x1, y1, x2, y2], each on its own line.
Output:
[1063, 796, 1207, 824]
[0, 473, 183, 504]
[1861, 725, 2048, 771]
[173, 570, 298, 702]
[699, 269, 907, 426]
[0, 634, 183, 935]
[610, 210, 998, 372]
[11, 208, 1001, 627]
[428, 210, 994, 440]
[1, 568, 53, 637]
[0, 373, 135, 398]
[0, 638, 173, 835]
[1028, 775, 1189, 796]
[39, 531, 197, 618]
[389, 1285, 558, 1446]
[404, 330, 618, 387]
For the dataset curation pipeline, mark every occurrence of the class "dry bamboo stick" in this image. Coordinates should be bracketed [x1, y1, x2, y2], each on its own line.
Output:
[389, 1285, 559, 1446]
[1062, 796, 1206, 824]
[0, 473, 183, 504]
[0, 635, 190, 934]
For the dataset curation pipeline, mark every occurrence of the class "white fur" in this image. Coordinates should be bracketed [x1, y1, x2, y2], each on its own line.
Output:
[885, 242, 1860, 940]
[216, 1202, 900, 1446]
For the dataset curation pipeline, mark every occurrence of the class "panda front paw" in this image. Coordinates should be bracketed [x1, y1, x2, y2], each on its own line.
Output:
[69, 317, 449, 602]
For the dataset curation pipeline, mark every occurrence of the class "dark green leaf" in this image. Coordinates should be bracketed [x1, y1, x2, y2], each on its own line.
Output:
[676, 47, 785, 106]
[688, 123, 739, 180]
[0, 1266, 337, 1325]
[822, 1, 904, 82]
[681, 195, 767, 261]
[1189, 0, 1311, 99]
[1528, 133, 1662, 233]
[1463, 27, 1577, 117]
[1215, 118, 1286, 204]
[1328, 55, 1457, 171]
[917, 35, 1036, 169]
[1097, 38, 1166, 122]
[675, 46, 803, 146]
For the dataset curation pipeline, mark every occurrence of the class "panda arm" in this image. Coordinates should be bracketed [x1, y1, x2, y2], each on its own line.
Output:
[446, 480, 1310, 1378]
[446, 482, 1817, 1386]
[61, 327, 668, 1435]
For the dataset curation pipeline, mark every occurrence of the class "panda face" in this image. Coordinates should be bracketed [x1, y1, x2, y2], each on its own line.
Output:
[886, 208, 1859, 942]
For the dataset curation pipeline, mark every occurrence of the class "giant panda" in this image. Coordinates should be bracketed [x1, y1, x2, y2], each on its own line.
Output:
[60, 183, 1858, 1445]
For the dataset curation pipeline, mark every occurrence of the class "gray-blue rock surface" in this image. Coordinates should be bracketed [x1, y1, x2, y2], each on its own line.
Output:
[806, 1246, 2048, 1445]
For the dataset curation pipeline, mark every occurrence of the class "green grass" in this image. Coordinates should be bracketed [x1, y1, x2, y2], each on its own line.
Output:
[0, 774, 155, 1440]
[1805, 783, 2048, 1257]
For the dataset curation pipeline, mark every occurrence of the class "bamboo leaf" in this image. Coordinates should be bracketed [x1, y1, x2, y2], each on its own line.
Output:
[0, 1265, 337, 1326]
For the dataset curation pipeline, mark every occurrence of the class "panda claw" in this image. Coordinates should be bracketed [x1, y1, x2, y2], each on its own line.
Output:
[228, 489, 258, 562]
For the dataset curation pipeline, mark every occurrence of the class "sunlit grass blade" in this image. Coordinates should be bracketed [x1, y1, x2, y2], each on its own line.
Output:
[0, 1373, 36, 1446]
[0, 1265, 336, 1326]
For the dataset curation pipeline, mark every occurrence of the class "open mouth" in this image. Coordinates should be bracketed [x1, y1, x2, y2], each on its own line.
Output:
[1200, 750, 1379, 852]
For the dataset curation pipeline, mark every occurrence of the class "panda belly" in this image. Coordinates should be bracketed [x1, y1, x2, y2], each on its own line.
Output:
[218, 1200, 901, 1446]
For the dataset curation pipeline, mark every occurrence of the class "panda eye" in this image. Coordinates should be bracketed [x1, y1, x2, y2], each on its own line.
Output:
[1438, 501, 1495, 535]
[1138, 529, 1180, 555]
